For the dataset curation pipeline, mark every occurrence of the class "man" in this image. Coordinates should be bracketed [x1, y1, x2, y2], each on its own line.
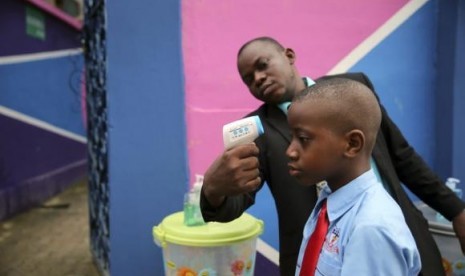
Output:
[200, 36, 465, 276]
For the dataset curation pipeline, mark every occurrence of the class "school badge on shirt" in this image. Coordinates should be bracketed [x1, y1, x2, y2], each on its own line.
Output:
[324, 227, 340, 254]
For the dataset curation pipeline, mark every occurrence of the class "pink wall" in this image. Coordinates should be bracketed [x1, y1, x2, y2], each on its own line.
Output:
[182, 0, 408, 184]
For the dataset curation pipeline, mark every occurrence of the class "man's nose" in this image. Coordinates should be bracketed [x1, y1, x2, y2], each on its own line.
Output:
[254, 71, 266, 87]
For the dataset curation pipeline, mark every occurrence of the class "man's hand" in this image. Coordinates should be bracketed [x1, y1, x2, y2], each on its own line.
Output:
[202, 143, 260, 207]
[452, 209, 465, 254]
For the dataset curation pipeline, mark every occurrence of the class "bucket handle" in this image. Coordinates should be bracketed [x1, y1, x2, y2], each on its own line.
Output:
[153, 226, 167, 248]
[257, 219, 264, 235]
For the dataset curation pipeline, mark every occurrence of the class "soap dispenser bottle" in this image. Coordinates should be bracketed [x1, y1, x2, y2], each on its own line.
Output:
[183, 174, 206, 226]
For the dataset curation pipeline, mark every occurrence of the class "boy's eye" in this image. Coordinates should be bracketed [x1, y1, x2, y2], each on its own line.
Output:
[297, 134, 312, 145]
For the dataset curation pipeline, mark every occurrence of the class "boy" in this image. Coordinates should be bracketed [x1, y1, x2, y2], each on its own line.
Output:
[286, 78, 421, 275]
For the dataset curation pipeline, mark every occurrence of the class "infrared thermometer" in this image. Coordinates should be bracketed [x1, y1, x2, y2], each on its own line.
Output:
[222, 116, 264, 150]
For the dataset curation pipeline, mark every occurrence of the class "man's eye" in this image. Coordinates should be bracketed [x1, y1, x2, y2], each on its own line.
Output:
[257, 59, 269, 70]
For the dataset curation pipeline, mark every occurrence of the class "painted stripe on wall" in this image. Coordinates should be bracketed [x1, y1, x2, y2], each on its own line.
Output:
[0, 105, 86, 143]
[22, 159, 87, 183]
[0, 48, 82, 65]
[257, 238, 280, 266]
[328, 0, 428, 74]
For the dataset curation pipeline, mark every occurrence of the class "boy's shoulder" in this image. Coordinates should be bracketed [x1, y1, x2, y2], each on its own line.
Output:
[354, 185, 405, 227]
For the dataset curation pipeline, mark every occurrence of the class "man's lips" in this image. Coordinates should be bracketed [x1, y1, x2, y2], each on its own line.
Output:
[261, 83, 275, 97]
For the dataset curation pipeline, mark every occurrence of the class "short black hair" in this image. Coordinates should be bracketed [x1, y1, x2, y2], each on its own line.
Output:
[237, 36, 285, 57]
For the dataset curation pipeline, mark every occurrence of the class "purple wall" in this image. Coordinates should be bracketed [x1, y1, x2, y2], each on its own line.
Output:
[0, 114, 86, 220]
[0, 0, 86, 221]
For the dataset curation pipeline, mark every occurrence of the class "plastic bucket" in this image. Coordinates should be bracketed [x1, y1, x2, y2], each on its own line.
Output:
[153, 212, 264, 276]
[416, 202, 465, 276]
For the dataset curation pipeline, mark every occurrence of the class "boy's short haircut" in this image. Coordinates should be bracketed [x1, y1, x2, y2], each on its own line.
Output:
[294, 78, 382, 152]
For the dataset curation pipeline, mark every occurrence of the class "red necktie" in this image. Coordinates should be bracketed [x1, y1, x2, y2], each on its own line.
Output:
[300, 199, 329, 276]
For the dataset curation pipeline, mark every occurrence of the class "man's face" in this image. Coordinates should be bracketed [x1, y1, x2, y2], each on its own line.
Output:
[237, 41, 297, 104]
[286, 100, 347, 187]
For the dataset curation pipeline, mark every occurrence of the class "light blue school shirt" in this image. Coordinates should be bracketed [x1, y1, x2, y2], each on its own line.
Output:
[295, 169, 421, 276]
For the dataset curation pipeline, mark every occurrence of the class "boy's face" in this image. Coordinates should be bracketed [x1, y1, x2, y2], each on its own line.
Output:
[286, 100, 348, 187]
[237, 41, 297, 104]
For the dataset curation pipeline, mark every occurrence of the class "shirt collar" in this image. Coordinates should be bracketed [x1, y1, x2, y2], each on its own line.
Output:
[277, 76, 315, 115]
[303, 76, 316, 87]
[317, 169, 377, 222]
[277, 102, 291, 115]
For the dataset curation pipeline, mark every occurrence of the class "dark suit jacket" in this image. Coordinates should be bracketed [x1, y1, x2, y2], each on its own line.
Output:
[201, 72, 464, 276]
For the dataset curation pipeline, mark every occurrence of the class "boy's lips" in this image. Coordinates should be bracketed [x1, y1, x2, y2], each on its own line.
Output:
[288, 164, 301, 176]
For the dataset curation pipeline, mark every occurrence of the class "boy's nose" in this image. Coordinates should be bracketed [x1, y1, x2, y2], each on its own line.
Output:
[286, 144, 298, 160]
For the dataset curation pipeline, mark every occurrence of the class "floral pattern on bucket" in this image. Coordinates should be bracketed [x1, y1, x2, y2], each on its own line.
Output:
[177, 267, 196, 276]
[231, 260, 244, 275]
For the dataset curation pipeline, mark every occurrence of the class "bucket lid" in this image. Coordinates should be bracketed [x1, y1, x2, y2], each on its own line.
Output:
[153, 212, 263, 247]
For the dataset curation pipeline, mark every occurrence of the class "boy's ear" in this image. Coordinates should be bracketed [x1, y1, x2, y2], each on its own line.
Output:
[284, 48, 296, 65]
[344, 130, 364, 158]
